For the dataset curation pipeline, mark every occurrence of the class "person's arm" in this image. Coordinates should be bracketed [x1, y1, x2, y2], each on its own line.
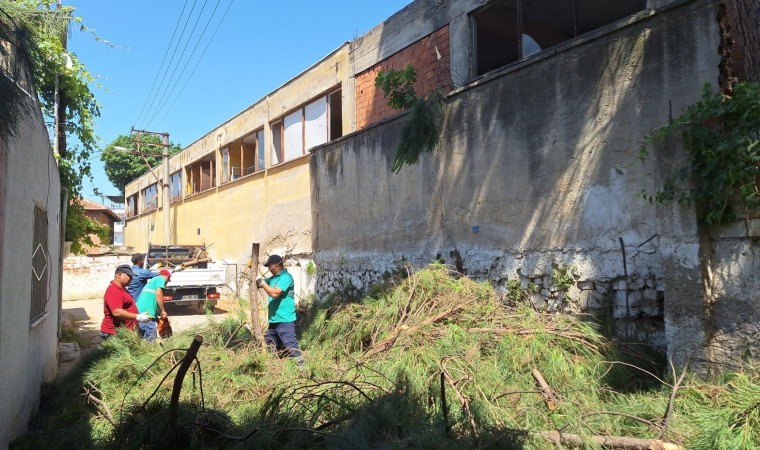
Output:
[112, 308, 140, 321]
[259, 279, 283, 298]
[156, 287, 168, 318]
[259, 274, 293, 299]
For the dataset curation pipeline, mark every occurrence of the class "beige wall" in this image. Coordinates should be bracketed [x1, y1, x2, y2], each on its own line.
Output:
[123, 46, 348, 271]
[0, 88, 62, 448]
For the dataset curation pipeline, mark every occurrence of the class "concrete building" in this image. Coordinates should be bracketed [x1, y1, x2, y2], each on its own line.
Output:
[0, 60, 63, 448]
[125, 0, 759, 368]
[80, 198, 121, 246]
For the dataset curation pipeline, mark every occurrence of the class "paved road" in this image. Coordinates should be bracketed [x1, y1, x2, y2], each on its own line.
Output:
[61, 296, 236, 348]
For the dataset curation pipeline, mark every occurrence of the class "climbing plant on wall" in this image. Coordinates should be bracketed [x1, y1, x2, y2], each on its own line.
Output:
[638, 82, 760, 227]
[376, 64, 446, 174]
[0, 0, 109, 253]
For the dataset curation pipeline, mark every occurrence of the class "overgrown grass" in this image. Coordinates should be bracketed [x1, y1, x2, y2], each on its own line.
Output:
[13, 264, 760, 449]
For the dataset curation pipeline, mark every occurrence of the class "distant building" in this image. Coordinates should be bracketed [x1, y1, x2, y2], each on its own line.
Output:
[80, 198, 121, 246]
[105, 195, 125, 246]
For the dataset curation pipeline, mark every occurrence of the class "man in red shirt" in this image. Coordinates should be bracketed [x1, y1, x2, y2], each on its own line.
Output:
[100, 264, 151, 339]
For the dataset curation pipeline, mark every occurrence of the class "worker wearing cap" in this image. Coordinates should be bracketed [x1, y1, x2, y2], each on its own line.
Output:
[257, 254, 303, 366]
[100, 264, 152, 340]
[128, 253, 158, 301]
[135, 269, 172, 342]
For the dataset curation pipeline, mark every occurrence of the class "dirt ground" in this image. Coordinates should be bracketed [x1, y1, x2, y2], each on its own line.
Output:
[58, 296, 238, 378]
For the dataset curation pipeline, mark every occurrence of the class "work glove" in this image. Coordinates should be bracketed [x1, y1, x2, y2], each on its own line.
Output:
[256, 277, 264, 288]
[135, 313, 151, 323]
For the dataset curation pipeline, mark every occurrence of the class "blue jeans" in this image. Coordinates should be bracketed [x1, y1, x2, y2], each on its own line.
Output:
[138, 320, 158, 342]
[265, 322, 301, 358]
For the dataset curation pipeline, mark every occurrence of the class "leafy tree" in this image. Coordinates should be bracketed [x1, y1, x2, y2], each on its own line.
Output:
[101, 134, 182, 194]
[0, 0, 108, 254]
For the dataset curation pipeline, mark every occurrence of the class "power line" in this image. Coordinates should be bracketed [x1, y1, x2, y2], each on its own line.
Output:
[136, 0, 202, 129]
[151, 0, 234, 129]
[132, 1, 191, 127]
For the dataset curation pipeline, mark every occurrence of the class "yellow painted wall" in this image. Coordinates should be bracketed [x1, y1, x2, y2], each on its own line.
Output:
[124, 44, 349, 264]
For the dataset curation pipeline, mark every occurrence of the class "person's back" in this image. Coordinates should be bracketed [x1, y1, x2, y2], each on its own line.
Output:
[127, 253, 157, 300]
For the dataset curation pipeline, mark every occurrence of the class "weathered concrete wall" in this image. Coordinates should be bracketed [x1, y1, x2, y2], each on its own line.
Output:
[703, 222, 760, 368]
[62, 255, 131, 300]
[0, 90, 62, 447]
[312, 1, 719, 351]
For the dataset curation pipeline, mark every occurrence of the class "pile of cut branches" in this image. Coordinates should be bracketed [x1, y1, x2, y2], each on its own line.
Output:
[13, 264, 760, 450]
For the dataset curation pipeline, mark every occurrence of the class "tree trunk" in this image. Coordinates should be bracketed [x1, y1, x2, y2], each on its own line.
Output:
[249, 243, 266, 347]
[726, 0, 760, 82]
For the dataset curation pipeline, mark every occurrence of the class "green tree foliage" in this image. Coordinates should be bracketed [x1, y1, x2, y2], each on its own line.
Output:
[0, 0, 109, 253]
[639, 82, 760, 226]
[375, 64, 446, 174]
[101, 134, 182, 194]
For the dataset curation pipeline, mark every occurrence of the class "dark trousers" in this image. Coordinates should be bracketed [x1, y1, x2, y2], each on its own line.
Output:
[265, 322, 301, 358]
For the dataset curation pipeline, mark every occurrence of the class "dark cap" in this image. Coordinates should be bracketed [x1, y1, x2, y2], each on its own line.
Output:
[131, 253, 145, 264]
[263, 254, 283, 267]
[115, 264, 135, 277]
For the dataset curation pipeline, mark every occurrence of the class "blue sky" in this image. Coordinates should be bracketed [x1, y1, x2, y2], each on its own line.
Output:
[68, 0, 412, 202]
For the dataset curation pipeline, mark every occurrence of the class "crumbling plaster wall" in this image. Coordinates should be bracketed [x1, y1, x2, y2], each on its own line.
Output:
[312, 0, 720, 355]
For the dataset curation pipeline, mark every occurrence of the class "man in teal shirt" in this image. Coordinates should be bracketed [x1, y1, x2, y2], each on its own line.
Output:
[136, 269, 171, 342]
[257, 254, 303, 366]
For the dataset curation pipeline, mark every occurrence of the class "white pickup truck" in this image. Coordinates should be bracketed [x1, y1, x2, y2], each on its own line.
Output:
[144, 244, 225, 311]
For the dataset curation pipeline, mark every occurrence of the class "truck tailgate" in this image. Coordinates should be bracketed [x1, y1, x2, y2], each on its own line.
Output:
[167, 268, 225, 288]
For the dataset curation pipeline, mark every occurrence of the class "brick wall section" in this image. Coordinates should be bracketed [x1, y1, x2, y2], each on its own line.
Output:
[355, 25, 451, 130]
[62, 255, 130, 300]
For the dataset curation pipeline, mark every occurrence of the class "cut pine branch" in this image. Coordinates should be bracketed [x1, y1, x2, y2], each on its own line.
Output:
[535, 431, 683, 449]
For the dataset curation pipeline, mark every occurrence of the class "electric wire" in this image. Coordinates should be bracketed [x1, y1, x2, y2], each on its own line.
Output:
[154, 0, 235, 128]
[143, 0, 227, 129]
[141, 0, 212, 129]
[132, 0, 191, 127]
[135, 0, 201, 129]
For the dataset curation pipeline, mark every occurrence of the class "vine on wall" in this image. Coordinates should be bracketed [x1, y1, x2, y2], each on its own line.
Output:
[638, 82, 760, 227]
[375, 64, 446, 174]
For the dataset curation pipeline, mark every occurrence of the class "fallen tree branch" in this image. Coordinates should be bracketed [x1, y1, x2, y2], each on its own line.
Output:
[82, 382, 116, 426]
[657, 358, 690, 439]
[535, 431, 683, 449]
[364, 299, 474, 357]
[558, 411, 657, 433]
[531, 368, 557, 411]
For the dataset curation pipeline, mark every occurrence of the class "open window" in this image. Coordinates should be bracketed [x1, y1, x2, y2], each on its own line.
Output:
[185, 156, 216, 195]
[141, 183, 158, 212]
[472, 0, 646, 76]
[169, 171, 182, 202]
[270, 88, 342, 165]
[221, 128, 266, 184]
[126, 194, 138, 218]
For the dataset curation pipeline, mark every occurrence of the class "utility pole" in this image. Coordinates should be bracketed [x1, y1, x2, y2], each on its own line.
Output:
[162, 132, 171, 246]
[131, 128, 172, 245]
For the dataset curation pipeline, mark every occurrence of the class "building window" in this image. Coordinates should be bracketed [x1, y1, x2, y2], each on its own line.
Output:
[270, 89, 342, 165]
[30, 204, 49, 322]
[169, 171, 182, 202]
[126, 194, 138, 218]
[186, 156, 216, 195]
[220, 129, 267, 184]
[222, 147, 230, 183]
[472, 0, 646, 76]
[142, 183, 158, 212]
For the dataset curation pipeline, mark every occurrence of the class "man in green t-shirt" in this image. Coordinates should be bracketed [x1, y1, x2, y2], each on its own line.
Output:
[257, 254, 303, 366]
[136, 269, 171, 342]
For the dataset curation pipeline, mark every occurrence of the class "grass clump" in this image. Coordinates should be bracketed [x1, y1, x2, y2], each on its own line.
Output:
[13, 263, 760, 449]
